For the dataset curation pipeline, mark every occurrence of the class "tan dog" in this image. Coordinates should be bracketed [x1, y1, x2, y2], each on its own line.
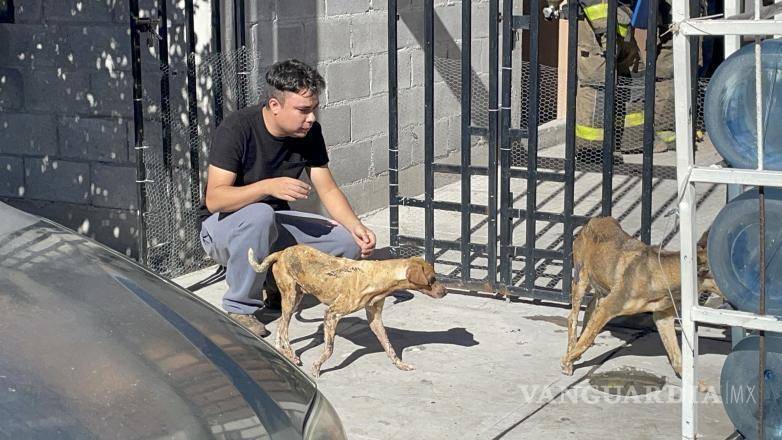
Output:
[561, 217, 721, 377]
[248, 245, 447, 377]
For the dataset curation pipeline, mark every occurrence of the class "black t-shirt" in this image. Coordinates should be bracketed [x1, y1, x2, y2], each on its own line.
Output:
[198, 104, 329, 223]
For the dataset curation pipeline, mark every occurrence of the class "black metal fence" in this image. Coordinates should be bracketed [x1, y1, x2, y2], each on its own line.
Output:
[128, 0, 713, 291]
[387, 0, 711, 301]
[128, 0, 256, 277]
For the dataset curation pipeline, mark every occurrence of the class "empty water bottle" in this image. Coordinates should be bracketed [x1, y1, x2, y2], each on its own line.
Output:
[721, 333, 782, 440]
[707, 187, 782, 316]
[705, 39, 782, 170]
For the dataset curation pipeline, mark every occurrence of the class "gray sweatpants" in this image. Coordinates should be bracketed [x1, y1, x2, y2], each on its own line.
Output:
[199, 202, 361, 314]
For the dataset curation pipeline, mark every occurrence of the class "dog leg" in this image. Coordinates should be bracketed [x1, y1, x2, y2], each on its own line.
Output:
[275, 274, 304, 365]
[279, 290, 305, 365]
[366, 300, 414, 372]
[581, 295, 599, 338]
[311, 308, 341, 378]
[563, 266, 590, 375]
[653, 308, 682, 377]
[561, 300, 618, 375]
[699, 277, 724, 299]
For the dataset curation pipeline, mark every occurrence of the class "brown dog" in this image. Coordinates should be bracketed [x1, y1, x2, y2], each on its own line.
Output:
[248, 245, 447, 377]
[561, 217, 721, 377]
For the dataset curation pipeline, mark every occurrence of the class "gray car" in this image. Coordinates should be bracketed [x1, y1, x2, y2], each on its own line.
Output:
[0, 202, 347, 440]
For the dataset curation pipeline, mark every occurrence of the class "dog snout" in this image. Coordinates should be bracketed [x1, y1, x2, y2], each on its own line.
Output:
[428, 282, 447, 298]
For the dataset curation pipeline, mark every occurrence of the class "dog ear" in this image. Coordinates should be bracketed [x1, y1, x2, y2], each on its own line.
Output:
[406, 262, 429, 286]
[697, 229, 710, 249]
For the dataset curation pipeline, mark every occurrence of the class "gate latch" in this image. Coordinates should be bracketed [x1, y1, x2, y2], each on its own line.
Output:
[134, 17, 163, 47]
[543, 4, 584, 21]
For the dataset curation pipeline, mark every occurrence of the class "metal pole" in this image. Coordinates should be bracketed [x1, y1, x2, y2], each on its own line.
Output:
[424, 0, 435, 263]
[758, 185, 767, 440]
[601, 0, 618, 216]
[128, 0, 147, 264]
[723, 0, 741, 55]
[562, 0, 579, 296]
[153, 0, 174, 266]
[641, 0, 658, 244]
[389, 0, 400, 249]
[460, 0, 473, 282]
[158, 1, 172, 180]
[129, 0, 148, 265]
[211, 0, 224, 126]
[755, 4, 765, 432]
[488, 0, 499, 287]
[672, 0, 698, 434]
[234, 0, 247, 109]
[524, 0, 541, 291]
[499, 0, 513, 287]
[185, 0, 201, 210]
[236, 0, 246, 47]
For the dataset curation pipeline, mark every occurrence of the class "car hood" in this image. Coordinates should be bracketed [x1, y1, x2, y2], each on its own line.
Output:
[0, 203, 316, 439]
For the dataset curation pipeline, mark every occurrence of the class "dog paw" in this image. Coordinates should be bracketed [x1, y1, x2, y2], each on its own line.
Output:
[561, 362, 574, 376]
[311, 365, 322, 378]
[395, 361, 415, 371]
[282, 350, 301, 366]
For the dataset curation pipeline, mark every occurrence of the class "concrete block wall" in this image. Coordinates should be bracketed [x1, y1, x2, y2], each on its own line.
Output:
[0, 0, 214, 258]
[0, 0, 142, 256]
[0, 0, 493, 259]
[246, 0, 492, 216]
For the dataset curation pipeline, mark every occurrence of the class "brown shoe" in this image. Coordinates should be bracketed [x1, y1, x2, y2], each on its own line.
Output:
[227, 312, 270, 338]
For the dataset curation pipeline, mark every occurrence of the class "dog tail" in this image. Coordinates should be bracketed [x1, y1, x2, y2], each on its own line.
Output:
[247, 248, 282, 273]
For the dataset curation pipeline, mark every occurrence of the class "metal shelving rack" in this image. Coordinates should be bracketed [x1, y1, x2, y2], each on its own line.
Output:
[672, 0, 782, 436]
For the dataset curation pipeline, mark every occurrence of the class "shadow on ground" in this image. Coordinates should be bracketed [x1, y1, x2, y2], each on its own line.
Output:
[524, 313, 731, 374]
[287, 317, 478, 376]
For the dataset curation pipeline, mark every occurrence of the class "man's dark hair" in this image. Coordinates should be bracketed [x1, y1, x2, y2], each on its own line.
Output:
[264, 59, 325, 105]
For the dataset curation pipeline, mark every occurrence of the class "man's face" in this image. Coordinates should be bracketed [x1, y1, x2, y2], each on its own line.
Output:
[268, 89, 319, 138]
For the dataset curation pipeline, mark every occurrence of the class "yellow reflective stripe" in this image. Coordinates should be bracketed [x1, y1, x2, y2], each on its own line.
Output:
[583, 3, 630, 37]
[576, 124, 604, 141]
[656, 130, 676, 142]
[624, 112, 644, 127]
[577, 114, 645, 141]
[583, 3, 608, 21]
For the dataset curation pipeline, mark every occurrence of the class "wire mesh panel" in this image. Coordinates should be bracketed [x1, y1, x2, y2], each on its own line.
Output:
[140, 47, 262, 277]
[201, 47, 265, 113]
[572, 75, 709, 175]
[518, 61, 560, 132]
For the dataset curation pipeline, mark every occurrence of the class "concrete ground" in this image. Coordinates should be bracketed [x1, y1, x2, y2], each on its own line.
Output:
[174, 141, 737, 439]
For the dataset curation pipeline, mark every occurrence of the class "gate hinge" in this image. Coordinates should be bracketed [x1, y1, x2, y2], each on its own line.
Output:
[133, 17, 162, 47]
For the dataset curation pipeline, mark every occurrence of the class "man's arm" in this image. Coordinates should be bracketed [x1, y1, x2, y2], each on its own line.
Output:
[204, 165, 311, 213]
[308, 166, 376, 257]
[308, 166, 360, 228]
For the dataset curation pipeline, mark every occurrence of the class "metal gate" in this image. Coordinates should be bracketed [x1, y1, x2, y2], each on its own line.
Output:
[128, 0, 260, 277]
[387, 0, 712, 301]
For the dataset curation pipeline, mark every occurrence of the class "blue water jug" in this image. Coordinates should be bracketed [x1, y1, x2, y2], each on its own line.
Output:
[704, 39, 782, 170]
[721, 333, 782, 440]
[707, 188, 782, 316]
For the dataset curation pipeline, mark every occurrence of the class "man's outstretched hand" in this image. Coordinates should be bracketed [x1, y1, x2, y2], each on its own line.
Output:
[262, 177, 310, 201]
[351, 223, 376, 258]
